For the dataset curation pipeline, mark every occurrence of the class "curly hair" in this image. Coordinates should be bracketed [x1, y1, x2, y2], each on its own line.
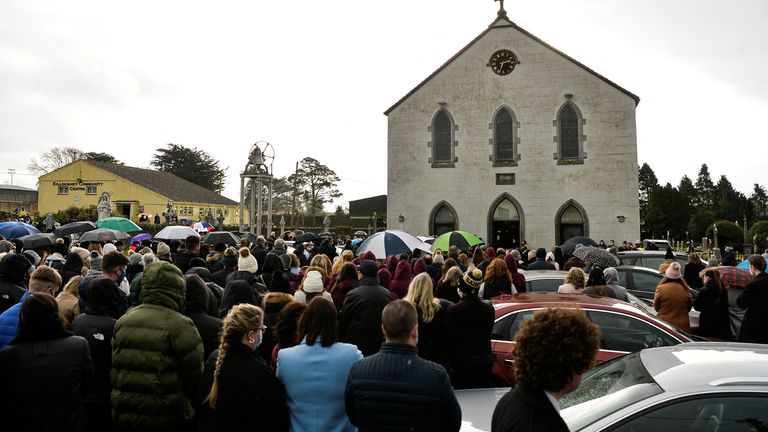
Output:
[513, 308, 600, 391]
[485, 258, 511, 282]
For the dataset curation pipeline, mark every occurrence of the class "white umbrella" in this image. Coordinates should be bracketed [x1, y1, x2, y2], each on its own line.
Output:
[356, 230, 432, 259]
[155, 225, 200, 240]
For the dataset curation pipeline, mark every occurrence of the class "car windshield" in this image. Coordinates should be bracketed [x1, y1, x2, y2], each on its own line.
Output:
[560, 352, 663, 431]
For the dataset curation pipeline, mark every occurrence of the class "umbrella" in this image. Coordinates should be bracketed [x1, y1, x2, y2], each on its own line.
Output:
[318, 231, 336, 239]
[573, 246, 620, 268]
[155, 225, 200, 240]
[130, 233, 153, 244]
[356, 230, 432, 259]
[18, 233, 57, 249]
[353, 231, 368, 238]
[351, 238, 363, 247]
[191, 221, 215, 233]
[54, 221, 97, 237]
[417, 236, 435, 245]
[79, 228, 130, 243]
[201, 231, 241, 246]
[96, 217, 142, 232]
[699, 266, 753, 288]
[0, 222, 40, 239]
[560, 236, 598, 255]
[431, 230, 484, 252]
[736, 260, 751, 270]
[295, 232, 321, 244]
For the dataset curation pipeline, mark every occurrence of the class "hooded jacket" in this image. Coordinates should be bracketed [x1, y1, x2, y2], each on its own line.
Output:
[0, 254, 30, 314]
[389, 260, 413, 300]
[111, 262, 204, 431]
[603, 267, 628, 301]
[412, 259, 427, 275]
[504, 255, 526, 293]
[220, 280, 259, 317]
[184, 274, 224, 361]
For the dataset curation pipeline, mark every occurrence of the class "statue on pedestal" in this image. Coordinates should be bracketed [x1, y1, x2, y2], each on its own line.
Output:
[44, 213, 55, 232]
[164, 201, 177, 224]
[216, 210, 225, 231]
[97, 192, 112, 221]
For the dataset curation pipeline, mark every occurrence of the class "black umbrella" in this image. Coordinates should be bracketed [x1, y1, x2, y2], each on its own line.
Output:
[202, 231, 241, 246]
[18, 233, 57, 249]
[573, 246, 620, 268]
[54, 221, 97, 237]
[78, 228, 129, 243]
[295, 232, 321, 244]
[560, 236, 598, 255]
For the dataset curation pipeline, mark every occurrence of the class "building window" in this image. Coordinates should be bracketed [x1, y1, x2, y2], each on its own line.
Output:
[57, 185, 69, 195]
[555, 200, 589, 244]
[491, 106, 520, 166]
[429, 201, 458, 236]
[496, 173, 515, 185]
[553, 101, 587, 164]
[429, 109, 456, 167]
[86, 185, 97, 195]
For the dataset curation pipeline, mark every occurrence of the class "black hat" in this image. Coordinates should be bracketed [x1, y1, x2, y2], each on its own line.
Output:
[358, 260, 379, 277]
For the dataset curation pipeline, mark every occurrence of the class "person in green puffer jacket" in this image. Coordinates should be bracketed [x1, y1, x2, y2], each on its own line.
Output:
[111, 261, 204, 432]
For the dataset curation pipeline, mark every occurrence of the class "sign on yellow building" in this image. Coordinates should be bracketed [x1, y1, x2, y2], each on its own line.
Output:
[38, 160, 243, 225]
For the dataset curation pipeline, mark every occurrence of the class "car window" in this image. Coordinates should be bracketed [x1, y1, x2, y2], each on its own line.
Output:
[612, 395, 768, 432]
[587, 310, 679, 352]
[630, 271, 662, 294]
[616, 269, 629, 286]
[641, 257, 666, 272]
[676, 257, 688, 272]
[527, 278, 563, 292]
[492, 309, 538, 342]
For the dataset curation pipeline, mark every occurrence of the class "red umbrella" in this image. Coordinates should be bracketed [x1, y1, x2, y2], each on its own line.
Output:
[699, 266, 753, 288]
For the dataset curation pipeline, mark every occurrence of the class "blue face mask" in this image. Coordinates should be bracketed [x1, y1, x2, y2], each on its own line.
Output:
[254, 337, 262, 351]
[117, 270, 126, 285]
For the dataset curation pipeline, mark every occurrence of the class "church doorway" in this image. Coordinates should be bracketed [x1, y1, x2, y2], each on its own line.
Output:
[555, 201, 588, 244]
[430, 202, 458, 236]
[488, 195, 523, 249]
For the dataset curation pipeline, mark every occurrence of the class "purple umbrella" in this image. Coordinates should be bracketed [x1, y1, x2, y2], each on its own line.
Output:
[130, 233, 153, 244]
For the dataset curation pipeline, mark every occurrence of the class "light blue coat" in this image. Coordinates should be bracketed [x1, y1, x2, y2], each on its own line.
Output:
[277, 337, 362, 432]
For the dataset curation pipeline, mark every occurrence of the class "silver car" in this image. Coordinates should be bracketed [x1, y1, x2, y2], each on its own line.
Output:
[457, 343, 768, 432]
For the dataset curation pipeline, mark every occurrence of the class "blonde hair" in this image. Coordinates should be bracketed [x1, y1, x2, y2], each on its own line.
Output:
[564, 267, 586, 290]
[404, 273, 440, 323]
[440, 266, 463, 287]
[207, 304, 264, 408]
[87, 242, 103, 255]
[61, 275, 83, 296]
[310, 254, 332, 277]
[331, 250, 354, 275]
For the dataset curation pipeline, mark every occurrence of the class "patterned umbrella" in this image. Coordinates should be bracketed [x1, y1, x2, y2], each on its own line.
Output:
[191, 221, 215, 233]
[560, 236, 598, 255]
[78, 228, 130, 243]
[431, 230, 484, 253]
[573, 246, 620, 268]
[356, 230, 432, 259]
[0, 222, 40, 239]
[54, 221, 97, 237]
[96, 217, 141, 232]
[155, 225, 200, 241]
[699, 266, 753, 288]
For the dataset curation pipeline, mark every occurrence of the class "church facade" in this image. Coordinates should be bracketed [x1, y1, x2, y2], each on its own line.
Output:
[386, 11, 641, 249]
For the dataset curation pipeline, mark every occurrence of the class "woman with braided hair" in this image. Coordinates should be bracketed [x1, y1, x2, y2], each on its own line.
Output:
[198, 303, 289, 431]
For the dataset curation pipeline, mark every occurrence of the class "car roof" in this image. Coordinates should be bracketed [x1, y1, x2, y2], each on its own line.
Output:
[615, 265, 663, 273]
[641, 343, 768, 391]
[619, 250, 687, 257]
[492, 292, 639, 310]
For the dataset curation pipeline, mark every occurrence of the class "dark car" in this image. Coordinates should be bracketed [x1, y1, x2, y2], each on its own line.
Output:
[618, 250, 688, 272]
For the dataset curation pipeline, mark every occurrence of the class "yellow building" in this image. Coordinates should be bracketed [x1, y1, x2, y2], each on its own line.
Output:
[38, 160, 243, 225]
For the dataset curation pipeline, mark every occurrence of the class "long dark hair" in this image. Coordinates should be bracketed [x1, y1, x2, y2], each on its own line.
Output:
[299, 297, 338, 347]
[705, 269, 724, 302]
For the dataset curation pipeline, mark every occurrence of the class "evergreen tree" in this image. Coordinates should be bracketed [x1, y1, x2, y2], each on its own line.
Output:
[289, 157, 342, 222]
[150, 143, 226, 193]
[751, 183, 768, 219]
[693, 164, 716, 211]
[638, 163, 659, 222]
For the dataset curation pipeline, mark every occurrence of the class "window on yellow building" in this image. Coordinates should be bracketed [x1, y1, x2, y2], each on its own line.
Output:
[57, 186, 69, 195]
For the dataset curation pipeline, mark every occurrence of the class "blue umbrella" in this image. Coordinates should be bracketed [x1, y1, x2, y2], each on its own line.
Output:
[0, 221, 40, 239]
[355, 230, 431, 259]
[736, 260, 750, 270]
[351, 238, 363, 247]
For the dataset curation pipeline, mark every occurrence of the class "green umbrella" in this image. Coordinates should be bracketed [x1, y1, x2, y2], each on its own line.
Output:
[95, 217, 141, 233]
[431, 230, 484, 253]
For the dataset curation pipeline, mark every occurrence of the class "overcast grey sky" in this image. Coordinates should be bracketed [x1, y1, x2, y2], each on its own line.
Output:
[1, 0, 766, 208]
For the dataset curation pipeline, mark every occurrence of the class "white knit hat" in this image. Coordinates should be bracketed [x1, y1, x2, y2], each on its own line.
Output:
[103, 243, 117, 255]
[303, 270, 324, 293]
[238, 247, 259, 273]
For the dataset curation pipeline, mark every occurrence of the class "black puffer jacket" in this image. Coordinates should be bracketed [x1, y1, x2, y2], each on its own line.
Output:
[340, 277, 392, 357]
[344, 343, 461, 432]
[446, 296, 494, 389]
[0, 254, 30, 314]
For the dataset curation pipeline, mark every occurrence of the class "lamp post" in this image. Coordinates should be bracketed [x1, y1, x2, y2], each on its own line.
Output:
[372, 211, 377, 233]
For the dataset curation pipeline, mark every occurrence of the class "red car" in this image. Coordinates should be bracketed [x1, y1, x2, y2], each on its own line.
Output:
[490, 292, 706, 385]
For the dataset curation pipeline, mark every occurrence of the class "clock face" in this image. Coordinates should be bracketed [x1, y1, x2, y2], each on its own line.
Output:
[489, 49, 518, 75]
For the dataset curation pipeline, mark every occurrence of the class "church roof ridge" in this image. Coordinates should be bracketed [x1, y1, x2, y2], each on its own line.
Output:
[383, 16, 640, 116]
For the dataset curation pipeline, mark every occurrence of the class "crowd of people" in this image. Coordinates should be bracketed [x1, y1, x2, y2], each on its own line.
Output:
[0, 229, 767, 431]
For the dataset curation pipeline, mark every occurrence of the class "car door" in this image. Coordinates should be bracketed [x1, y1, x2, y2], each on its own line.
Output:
[491, 308, 538, 385]
[586, 309, 682, 354]
[624, 270, 662, 303]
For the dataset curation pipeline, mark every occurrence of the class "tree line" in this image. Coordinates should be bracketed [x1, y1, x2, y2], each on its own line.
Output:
[639, 162, 768, 250]
[27, 146, 342, 222]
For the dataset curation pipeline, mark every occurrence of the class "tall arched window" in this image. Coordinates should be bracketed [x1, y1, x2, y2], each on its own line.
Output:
[430, 201, 458, 236]
[555, 200, 589, 244]
[430, 110, 455, 167]
[491, 106, 520, 166]
[554, 101, 586, 163]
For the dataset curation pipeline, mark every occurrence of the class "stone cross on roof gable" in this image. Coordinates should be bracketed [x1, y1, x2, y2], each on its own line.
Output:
[495, 0, 507, 17]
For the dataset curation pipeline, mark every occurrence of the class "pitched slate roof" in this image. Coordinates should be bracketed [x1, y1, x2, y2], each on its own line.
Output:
[384, 15, 640, 115]
[87, 161, 238, 206]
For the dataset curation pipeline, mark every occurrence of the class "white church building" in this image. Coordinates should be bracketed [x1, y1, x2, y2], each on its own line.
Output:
[385, 8, 641, 249]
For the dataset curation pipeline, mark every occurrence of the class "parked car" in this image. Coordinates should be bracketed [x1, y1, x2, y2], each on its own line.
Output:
[642, 239, 672, 251]
[618, 250, 688, 272]
[520, 269, 700, 329]
[456, 343, 768, 432]
[490, 293, 706, 386]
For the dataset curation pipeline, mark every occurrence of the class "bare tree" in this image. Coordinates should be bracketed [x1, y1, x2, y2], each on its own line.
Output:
[28, 147, 86, 176]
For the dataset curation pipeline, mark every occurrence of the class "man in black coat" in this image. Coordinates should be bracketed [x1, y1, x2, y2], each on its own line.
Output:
[211, 248, 237, 289]
[491, 308, 600, 432]
[737, 255, 768, 343]
[0, 254, 31, 314]
[249, 236, 268, 274]
[340, 260, 391, 356]
[345, 300, 461, 432]
[526, 248, 556, 270]
[173, 235, 201, 274]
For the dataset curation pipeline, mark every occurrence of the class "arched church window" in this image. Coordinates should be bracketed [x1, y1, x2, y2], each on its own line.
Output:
[554, 101, 587, 164]
[491, 107, 520, 166]
[430, 202, 457, 236]
[430, 110, 455, 167]
[555, 201, 589, 244]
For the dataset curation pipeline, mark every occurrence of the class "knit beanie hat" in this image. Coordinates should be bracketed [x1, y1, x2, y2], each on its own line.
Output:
[88, 251, 103, 273]
[665, 261, 682, 280]
[459, 268, 483, 295]
[223, 247, 238, 267]
[103, 243, 117, 255]
[358, 260, 379, 277]
[156, 242, 171, 258]
[128, 252, 144, 266]
[485, 247, 496, 259]
[238, 247, 258, 273]
[303, 270, 324, 293]
[707, 258, 719, 267]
